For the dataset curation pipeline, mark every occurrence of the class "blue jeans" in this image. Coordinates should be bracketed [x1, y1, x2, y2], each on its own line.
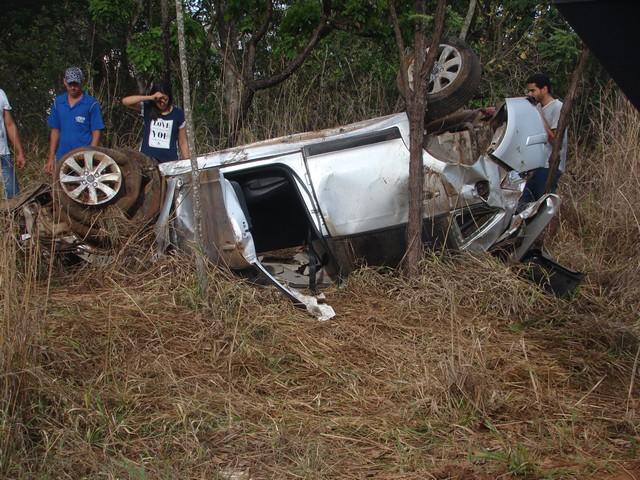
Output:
[1, 153, 20, 199]
[520, 167, 561, 204]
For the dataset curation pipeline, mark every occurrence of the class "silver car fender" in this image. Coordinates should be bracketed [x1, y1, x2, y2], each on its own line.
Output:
[490, 98, 549, 172]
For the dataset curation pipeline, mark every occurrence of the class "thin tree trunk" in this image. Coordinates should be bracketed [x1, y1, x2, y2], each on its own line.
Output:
[545, 46, 589, 192]
[459, 0, 477, 41]
[161, 0, 171, 85]
[175, 0, 207, 287]
[222, 65, 244, 147]
[393, 0, 447, 277]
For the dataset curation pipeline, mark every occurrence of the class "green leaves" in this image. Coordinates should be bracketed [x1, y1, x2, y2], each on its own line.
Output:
[126, 13, 205, 80]
[538, 26, 580, 69]
[128, 28, 164, 76]
[88, 0, 137, 24]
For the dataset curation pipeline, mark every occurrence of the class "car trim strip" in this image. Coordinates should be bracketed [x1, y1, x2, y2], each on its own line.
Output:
[303, 127, 402, 157]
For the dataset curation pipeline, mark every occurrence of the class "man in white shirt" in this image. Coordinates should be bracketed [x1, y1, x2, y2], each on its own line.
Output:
[0, 89, 26, 199]
[521, 72, 568, 203]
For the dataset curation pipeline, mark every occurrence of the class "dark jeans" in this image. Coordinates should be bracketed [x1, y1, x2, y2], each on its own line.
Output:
[520, 167, 562, 204]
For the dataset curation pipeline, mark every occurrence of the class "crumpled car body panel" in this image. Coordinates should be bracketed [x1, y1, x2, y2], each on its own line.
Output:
[157, 97, 556, 279]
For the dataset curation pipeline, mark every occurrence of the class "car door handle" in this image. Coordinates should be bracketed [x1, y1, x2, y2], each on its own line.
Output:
[526, 133, 547, 146]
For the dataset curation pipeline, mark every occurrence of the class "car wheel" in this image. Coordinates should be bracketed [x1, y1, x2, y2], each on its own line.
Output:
[397, 37, 481, 121]
[54, 147, 163, 245]
[55, 147, 142, 223]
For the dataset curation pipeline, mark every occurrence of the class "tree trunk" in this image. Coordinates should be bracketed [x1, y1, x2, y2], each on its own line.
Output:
[459, 0, 477, 41]
[545, 46, 590, 192]
[405, 92, 427, 273]
[175, 0, 207, 287]
[221, 64, 255, 147]
[391, 0, 447, 277]
[222, 65, 241, 142]
[161, 0, 171, 85]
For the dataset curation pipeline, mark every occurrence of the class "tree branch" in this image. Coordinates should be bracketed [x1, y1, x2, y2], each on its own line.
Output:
[389, 1, 408, 94]
[250, 4, 333, 92]
[418, 0, 447, 90]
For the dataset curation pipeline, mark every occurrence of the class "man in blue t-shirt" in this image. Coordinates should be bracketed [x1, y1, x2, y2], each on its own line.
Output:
[45, 67, 105, 173]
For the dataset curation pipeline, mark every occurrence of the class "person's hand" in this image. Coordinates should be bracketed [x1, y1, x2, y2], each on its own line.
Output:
[15, 152, 26, 169]
[150, 91, 168, 102]
[480, 106, 496, 117]
[44, 157, 55, 174]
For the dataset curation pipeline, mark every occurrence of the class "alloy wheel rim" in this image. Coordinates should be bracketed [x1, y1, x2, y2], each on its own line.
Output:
[58, 150, 123, 205]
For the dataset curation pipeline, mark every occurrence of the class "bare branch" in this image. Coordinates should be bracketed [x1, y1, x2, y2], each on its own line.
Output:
[250, 11, 333, 92]
[418, 0, 447, 88]
[389, 1, 409, 95]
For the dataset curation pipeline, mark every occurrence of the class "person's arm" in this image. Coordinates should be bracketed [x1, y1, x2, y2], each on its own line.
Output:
[178, 127, 190, 159]
[542, 119, 556, 142]
[45, 128, 59, 173]
[91, 130, 101, 146]
[3, 110, 25, 168]
[122, 92, 165, 111]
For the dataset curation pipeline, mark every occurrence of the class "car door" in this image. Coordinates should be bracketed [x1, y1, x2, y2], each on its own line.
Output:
[303, 126, 412, 238]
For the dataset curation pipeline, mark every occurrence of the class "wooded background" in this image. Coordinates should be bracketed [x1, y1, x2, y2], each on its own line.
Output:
[1, 0, 599, 154]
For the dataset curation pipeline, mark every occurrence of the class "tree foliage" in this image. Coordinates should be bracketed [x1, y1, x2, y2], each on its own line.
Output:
[0, 0, 596, 148]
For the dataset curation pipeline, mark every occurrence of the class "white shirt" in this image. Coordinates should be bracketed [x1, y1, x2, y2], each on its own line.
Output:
[0, 89, 12, 155]
[540, 98, 567, 172]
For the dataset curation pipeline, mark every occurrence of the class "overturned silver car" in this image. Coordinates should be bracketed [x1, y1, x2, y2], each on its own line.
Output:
[12, 97, 581, 316]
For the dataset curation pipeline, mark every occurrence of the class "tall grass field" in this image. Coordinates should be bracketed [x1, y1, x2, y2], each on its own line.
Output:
[1, 78, 638, 478]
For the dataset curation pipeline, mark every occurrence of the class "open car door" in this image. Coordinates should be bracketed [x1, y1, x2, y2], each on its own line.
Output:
[165, 168, 335, 320]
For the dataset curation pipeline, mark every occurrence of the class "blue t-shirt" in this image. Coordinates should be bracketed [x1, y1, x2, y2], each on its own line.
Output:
[140, 102, 185, 163]
[47, 92, 104, 160]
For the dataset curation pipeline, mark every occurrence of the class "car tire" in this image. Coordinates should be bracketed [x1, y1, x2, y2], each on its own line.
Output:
[55, 147, 142, 225]
[397, 37, 481, 121]
[120, 149, 165, 225]
[54, 147, 164, 245]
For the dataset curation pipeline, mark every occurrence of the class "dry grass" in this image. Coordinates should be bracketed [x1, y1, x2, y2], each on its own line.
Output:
[2, 251, 638, 479]
[550, 88, 640, 317]
[1, 89, 639, 478]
